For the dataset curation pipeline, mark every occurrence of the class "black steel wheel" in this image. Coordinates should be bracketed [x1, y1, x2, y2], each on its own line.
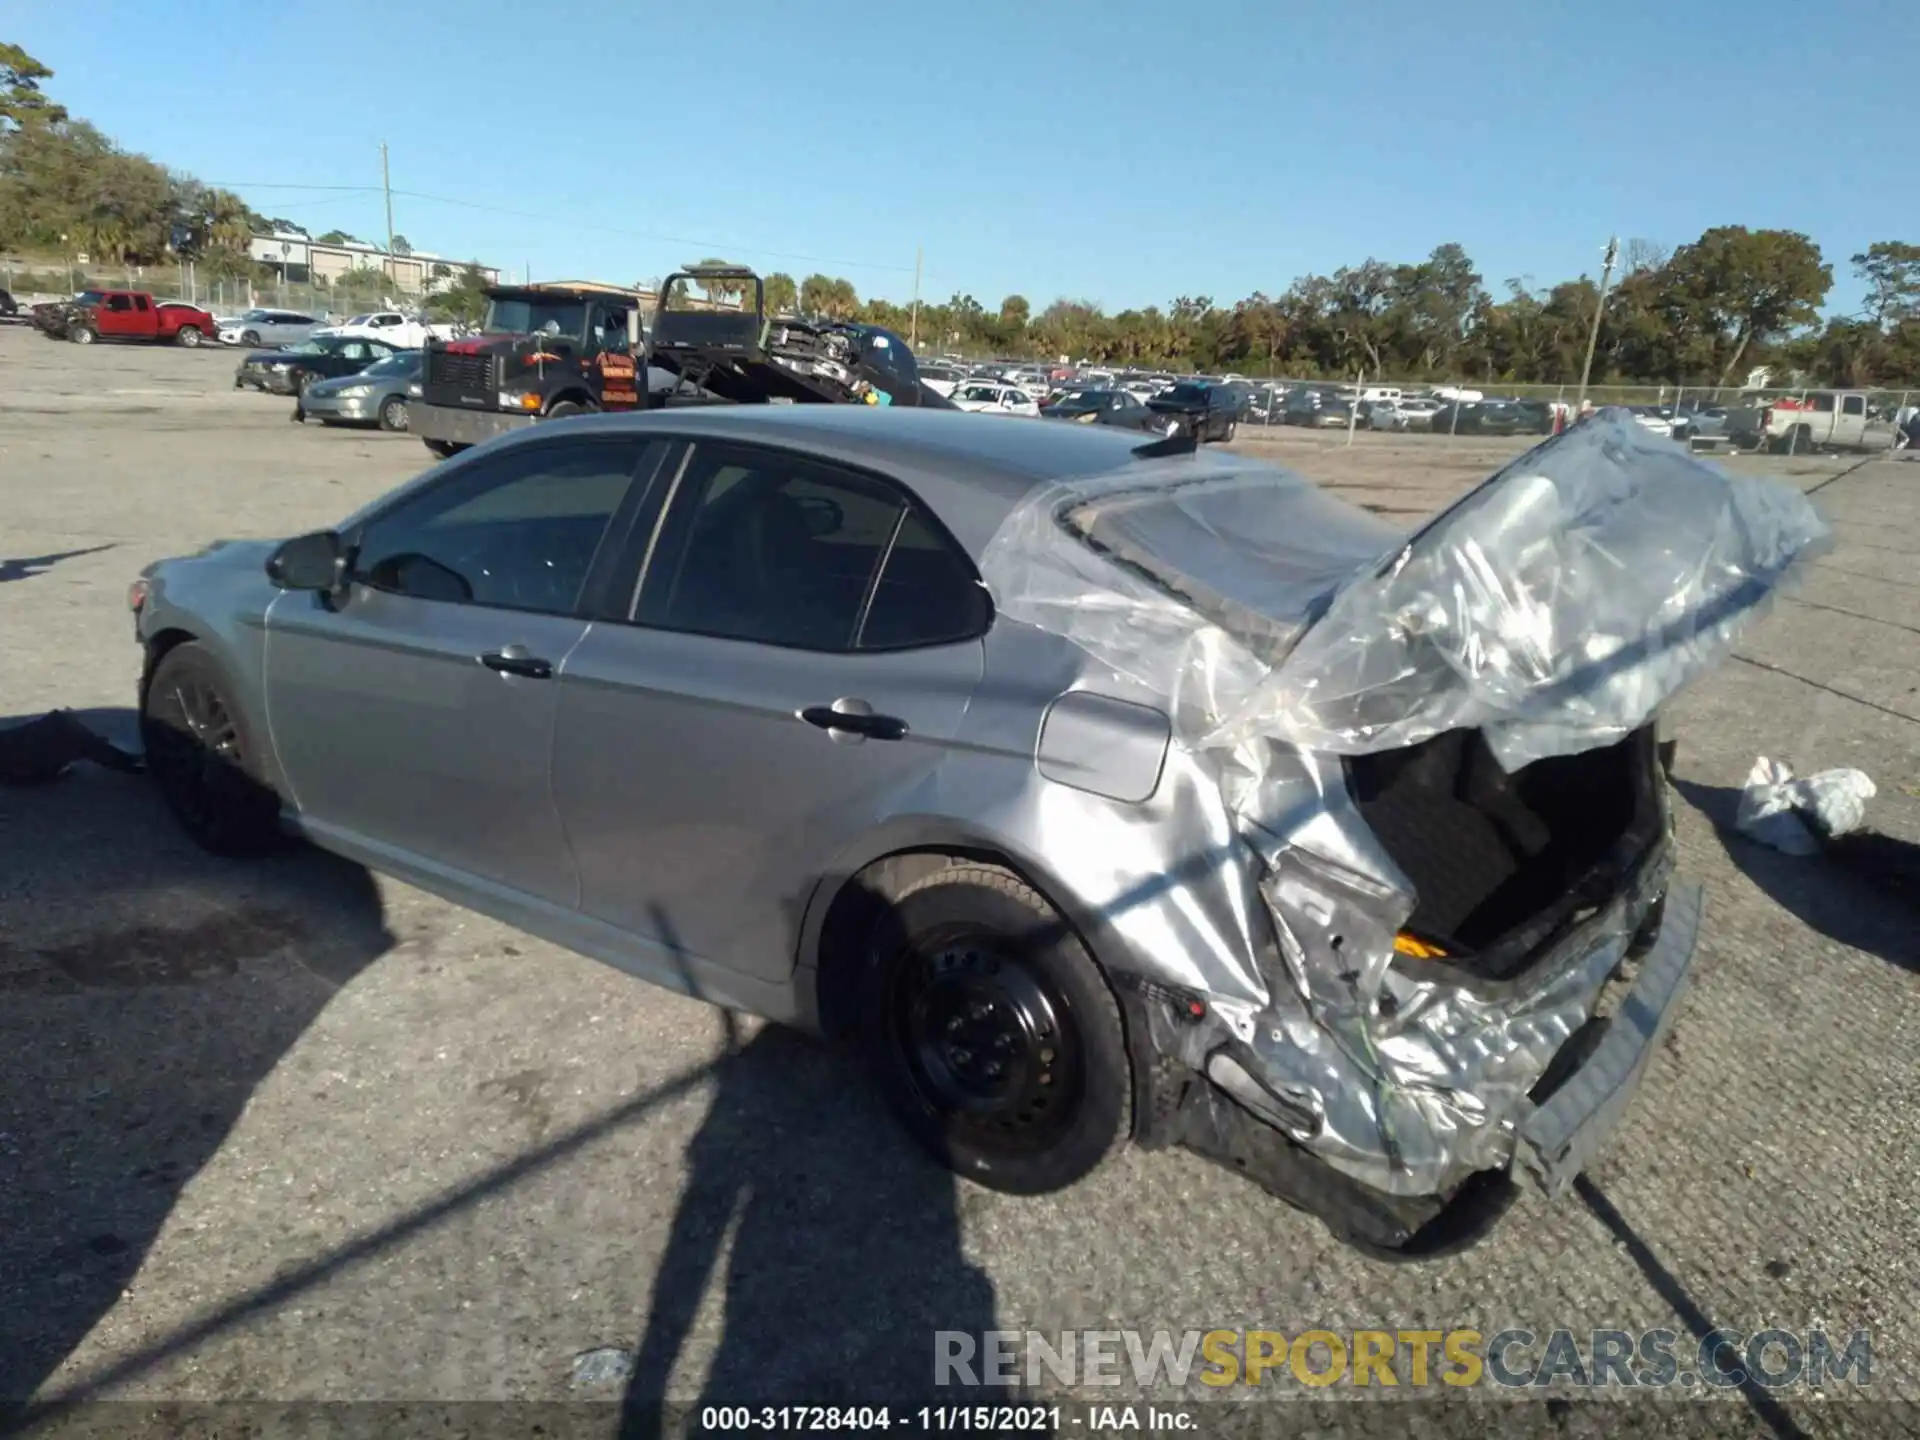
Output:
[860, 862, 1130, 1194]
[141, 642, 284, 857]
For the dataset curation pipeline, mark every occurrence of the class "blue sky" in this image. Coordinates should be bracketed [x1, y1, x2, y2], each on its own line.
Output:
[9, 0, 1914, 315]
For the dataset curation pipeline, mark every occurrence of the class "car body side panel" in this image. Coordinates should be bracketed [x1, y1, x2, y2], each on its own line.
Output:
[549, 625, 984, 985]
[262, 588, 588, 906]
[792, 621, 1277, 1020]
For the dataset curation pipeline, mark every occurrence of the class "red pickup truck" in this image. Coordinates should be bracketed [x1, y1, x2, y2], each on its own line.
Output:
[31, 290, 217, 347]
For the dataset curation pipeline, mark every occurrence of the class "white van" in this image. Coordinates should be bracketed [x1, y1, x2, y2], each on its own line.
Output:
[1361, 385, 1402, 404]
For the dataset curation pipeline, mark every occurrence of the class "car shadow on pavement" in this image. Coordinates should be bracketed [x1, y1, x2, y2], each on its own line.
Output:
[616, 1006, 1004, 1434]
[0, 707, 396, 1415]
[0, 544, 117, 585]
[1576, 1177, 1809, 1440]
[1671, 779, 1918, 974]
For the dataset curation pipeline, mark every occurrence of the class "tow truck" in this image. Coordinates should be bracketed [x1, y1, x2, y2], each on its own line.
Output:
[410, 265, 952, 456]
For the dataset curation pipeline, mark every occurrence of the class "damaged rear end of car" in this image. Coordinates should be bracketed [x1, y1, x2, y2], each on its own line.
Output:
[977, 412, 1829, 1255]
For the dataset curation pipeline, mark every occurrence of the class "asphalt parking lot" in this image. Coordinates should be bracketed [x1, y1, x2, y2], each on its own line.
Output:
[2, 325, 1917, 1437]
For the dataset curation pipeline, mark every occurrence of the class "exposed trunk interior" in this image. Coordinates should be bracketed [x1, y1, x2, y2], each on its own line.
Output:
[1345, 726, 1663, 981]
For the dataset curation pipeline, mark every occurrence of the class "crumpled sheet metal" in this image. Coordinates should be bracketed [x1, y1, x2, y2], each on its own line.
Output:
[974, 416, 1779, 1196]
[979, 410, 1832, 771]
[1222, 740, 1675, 1197]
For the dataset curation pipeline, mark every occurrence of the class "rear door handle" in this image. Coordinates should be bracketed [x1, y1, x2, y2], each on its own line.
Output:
[800, 702, 908, 742]
[480, 646, 553, 680]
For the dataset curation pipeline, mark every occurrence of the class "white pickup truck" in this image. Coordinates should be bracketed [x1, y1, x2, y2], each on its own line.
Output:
[1723, 390, 1872, 452]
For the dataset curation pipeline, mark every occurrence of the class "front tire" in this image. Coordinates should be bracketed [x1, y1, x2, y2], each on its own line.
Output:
[547, 399, 591, 420]
[858, 862, 1131, 1195]
[70, 326, 96, 345]
[141, 642, 285, 857]
[241, 329, 260, 347]
[176, 326, 204, 348]
[379, 396, 409, 431]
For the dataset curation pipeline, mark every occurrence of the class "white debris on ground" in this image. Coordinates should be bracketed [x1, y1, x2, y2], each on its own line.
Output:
[1734, 756, 1878, 856]
[569, 1345, 637, 1389]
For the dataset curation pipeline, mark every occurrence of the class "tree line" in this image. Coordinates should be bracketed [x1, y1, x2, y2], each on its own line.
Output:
[7, 42, 1916, 386]
[705, 236, 1918, 388]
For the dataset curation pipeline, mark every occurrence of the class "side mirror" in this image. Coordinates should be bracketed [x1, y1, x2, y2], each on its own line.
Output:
[266, 530, 345, 590]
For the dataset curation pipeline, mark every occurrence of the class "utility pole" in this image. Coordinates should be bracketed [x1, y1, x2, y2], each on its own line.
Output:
[380, 141, 397, 288]
[1575, 236, 1619, 415]
[911, 245, 923, 349]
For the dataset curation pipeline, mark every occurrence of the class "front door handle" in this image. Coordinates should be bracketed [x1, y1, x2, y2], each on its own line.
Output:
[800, 701, 908, 742]
[480, 646, 553, 680]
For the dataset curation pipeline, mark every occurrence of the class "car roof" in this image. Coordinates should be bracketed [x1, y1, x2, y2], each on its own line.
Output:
[507, 406, 1176, 556]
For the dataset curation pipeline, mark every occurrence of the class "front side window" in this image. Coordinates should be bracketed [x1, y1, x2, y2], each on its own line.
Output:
[1842, 394, 1865, 416]
[352, 439, 645, 614]
[106, 295, 132, 312]
[636, 445, 986, 652]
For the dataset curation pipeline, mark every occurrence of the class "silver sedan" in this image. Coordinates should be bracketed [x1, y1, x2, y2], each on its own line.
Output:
[296, 349, 423, 431]
[130, 409, 1812, 1251]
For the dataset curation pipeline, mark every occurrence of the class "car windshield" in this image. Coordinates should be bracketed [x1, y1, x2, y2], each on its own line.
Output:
[75, 290, 106, 305]
[239, 309, 270, 321]
[485, 297, 587, 338]
[362, 351, 421, 377]
[1060, 391, 1111, 406]
[282, 339, 335, 355]
[1164, 383, 1209, 402]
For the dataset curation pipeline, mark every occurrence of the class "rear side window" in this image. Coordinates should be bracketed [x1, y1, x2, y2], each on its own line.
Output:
[859, 509, 992, 650]
[636, 444, 986, 652]
[1812, 393, 1836, 413]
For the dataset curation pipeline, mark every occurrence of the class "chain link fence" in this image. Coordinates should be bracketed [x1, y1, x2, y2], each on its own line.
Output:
[2, 255, 451, 325]
[1228, 372, 1914, 453]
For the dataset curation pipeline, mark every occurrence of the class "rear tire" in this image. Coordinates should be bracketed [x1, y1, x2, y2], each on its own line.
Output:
[857, 861, 1131, 1195]
[175, 326, 203, 348]
[141, 642, 285, 858]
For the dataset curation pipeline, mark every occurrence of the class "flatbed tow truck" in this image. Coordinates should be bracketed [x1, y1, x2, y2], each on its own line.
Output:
[410, 265, 952, 455]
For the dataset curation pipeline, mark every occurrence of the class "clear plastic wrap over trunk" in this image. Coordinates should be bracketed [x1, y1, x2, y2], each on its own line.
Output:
[978, 412, 1832, 770]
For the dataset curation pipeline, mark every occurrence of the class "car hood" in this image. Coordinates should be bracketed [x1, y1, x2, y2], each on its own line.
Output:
[979, 409, 1830, 771]
[142, 537, 279, 582]
[305, 374, 377, 397]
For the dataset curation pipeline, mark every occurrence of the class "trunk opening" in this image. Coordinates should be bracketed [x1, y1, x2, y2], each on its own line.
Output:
[1345, 727, 1663, 981]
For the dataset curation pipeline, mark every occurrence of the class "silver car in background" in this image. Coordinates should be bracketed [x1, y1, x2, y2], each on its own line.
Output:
[127, 409, 1822, 1255]
[217, 308, 319, 348]
[296, 349, 423, 432]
